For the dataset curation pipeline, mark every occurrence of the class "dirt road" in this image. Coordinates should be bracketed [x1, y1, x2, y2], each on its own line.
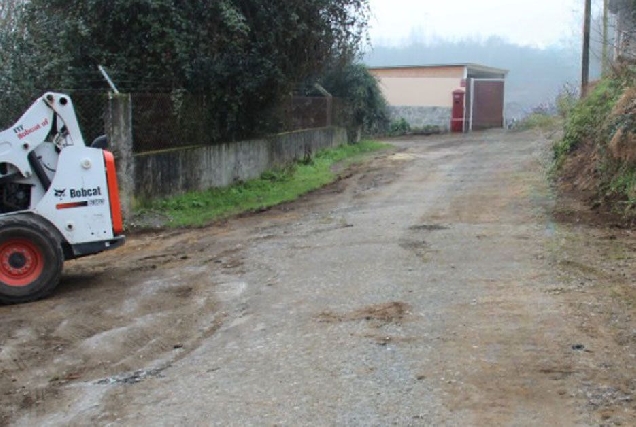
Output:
[3, 130, 636, 426]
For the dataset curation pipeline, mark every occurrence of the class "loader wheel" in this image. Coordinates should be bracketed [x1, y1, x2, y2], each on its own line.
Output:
[0, 215, 63, 304]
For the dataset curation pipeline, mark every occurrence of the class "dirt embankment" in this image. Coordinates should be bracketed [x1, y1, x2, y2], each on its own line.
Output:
[555, 87, 636, 421]
[557, 79, 636, 226]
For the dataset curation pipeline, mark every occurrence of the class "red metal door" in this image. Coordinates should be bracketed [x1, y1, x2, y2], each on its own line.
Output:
[451, 90, 465, 133]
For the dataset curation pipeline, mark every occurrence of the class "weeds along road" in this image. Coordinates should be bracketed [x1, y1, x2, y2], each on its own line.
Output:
[3, 130, 636, 426]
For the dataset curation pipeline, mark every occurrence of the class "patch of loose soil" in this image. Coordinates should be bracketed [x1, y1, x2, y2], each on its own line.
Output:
[0, 228, 243, 424]
[317, 302, 412, 325]
[506, 126, 636, 424]
[551, 179, 636, 426]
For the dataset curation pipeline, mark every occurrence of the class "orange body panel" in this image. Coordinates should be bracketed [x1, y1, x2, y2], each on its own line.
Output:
[103, 151, 124, 235]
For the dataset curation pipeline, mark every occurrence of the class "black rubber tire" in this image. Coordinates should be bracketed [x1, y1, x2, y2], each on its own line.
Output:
[0, 214, 63, 304]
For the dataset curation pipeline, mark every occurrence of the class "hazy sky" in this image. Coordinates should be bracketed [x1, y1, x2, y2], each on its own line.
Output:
[368, 0, 584, 47]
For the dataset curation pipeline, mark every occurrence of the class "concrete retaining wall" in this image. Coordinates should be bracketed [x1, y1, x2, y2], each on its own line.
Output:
[106, 94, 348, 218]
[390, 106, 452, 131]
[133, 126, 348, 201]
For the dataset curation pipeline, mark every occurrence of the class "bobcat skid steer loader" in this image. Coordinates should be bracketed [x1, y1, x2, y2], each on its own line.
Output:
[0, 93, 125, 303]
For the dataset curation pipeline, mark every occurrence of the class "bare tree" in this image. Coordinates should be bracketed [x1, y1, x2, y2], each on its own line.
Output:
[608, 0, 636, 61]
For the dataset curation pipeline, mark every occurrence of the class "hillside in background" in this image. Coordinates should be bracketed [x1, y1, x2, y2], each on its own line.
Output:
[364, 37, 602, 119]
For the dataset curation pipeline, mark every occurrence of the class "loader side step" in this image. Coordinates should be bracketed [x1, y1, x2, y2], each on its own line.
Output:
[69, 235, 125, 259]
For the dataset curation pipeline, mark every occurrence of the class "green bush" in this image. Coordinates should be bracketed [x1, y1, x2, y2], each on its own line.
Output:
[554, 78, 623, 165]
[412, 125, 442, 135]
[515, 112, 561, 131]
[555, 83, 579, 119]
[260, 165, 297, 183]
[318, 64, 391, 136]
[607, 165, 636, 201]
[425, 125, 441, 134]
[390, 118, 411, 136]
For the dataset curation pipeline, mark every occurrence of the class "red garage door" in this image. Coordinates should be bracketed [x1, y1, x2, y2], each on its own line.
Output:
[469, 79, 505, 131]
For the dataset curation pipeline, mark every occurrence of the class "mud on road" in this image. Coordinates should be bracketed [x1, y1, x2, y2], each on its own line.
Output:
[3, 130, 636, 426]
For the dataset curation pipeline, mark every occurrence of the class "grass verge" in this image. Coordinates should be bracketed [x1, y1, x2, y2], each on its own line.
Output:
[136, 140, 392, 227]
[514, 113, 562, 132]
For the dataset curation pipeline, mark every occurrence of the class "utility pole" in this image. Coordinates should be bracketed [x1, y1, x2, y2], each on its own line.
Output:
[582, 0, 592, 98]
[602, 0, 609, 75]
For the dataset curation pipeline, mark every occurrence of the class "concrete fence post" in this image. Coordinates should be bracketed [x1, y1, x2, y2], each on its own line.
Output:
[105, 93, 134, 221]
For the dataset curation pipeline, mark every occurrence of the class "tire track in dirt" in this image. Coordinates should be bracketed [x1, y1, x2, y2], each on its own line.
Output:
[0, 227, 248, 425]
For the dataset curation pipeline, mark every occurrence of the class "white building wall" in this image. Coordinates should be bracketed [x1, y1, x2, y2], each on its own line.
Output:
[378, 77, 462, 108]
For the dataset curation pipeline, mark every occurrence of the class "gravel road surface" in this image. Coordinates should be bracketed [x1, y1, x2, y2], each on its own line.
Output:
[3, 130, 636, 426]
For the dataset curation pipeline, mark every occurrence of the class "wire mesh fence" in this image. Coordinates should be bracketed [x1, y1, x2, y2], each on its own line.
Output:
[1, 90, 346, 153]
[131, 93, 214, 153]
[69, 91, 108, 145]
[0, 90, 108, 145]
[130, 93, 345, 153]
[280, 97, 332, 130]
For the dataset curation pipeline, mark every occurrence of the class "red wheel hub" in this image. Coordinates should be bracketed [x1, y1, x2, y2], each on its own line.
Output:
[0, 239, 43, 287]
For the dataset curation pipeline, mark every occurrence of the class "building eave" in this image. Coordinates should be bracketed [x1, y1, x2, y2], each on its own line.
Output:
[368, 63, 508, 76]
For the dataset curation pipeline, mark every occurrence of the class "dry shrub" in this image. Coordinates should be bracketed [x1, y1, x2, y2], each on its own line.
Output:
[607, 87, 636, 164]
